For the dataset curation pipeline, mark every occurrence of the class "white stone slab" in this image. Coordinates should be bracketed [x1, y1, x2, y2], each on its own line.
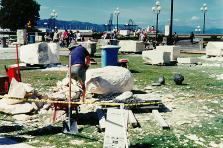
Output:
[119, 30, 130, 36]
[98, 39, 110, 46]
[206, 42, 223, 56]
[35, 36, 43, 42]
[19, 42, 60, 65]
[119, 40, 145, 53]
[177, 57, 199, 64]
[103, 108, 128, 148]
[78, 41, 97, 56]
[17, 29, 27, 45]
[156, 45, 180, 61]
[142, 50, 171, 65]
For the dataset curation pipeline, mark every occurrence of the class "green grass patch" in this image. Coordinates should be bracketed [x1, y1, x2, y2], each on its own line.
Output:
[0, 53, 222, 147]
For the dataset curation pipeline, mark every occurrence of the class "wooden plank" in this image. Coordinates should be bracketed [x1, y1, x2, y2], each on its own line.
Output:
[127, 110, 138, 127]
[96, 108, 106, 131]
[103, 108, 128, 148]
[152, 110, 170, 130]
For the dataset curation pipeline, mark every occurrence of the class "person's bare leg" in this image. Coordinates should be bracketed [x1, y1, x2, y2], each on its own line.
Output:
[79, 80, 86, 102]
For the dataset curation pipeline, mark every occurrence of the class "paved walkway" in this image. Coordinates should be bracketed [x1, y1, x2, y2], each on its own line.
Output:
[0, 47, 69, 60]
[0, 47, 17, 60]
[0, 137, 34, 148]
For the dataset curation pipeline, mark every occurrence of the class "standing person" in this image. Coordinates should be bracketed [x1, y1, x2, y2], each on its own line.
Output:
[63, 29, 69, 47]
[139, 31, 144, 41]
[44, 32, 51, 42]
[143, 31, 147, 42]
[112, 31, 117, 39]
[76, 30, 81, 41]
[68, 43, 90, 102]
[173, 32, 178, 45]
[68, 30, 75, 43]
[53, 29, 59, 42]
[190, 31, 194, 44]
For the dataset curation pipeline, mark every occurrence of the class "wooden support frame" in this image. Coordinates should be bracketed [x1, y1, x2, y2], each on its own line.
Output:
[152, 110, 170, 130]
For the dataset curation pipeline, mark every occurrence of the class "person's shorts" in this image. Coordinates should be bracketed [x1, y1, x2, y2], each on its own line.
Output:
[71, 65, 86, 83]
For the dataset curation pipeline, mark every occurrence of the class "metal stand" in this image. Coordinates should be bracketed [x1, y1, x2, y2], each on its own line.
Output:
[62, 107, 78, 134]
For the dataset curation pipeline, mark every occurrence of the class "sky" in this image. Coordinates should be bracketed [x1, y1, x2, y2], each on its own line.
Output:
[36, 0, 223, 29]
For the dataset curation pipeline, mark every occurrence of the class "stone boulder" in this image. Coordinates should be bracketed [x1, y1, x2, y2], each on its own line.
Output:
[86, 66, 134, 95]
[4, 78, 34, 104]
[0, 78, 39, 115]
[48, 77, 83, 100]
[0, 101, 35, 115]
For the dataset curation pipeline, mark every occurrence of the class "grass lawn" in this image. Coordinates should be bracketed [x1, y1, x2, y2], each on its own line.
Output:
[0, 52, 222, 147]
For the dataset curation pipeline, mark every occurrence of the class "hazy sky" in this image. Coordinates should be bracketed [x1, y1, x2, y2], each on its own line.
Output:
[36, 0, 223, 29]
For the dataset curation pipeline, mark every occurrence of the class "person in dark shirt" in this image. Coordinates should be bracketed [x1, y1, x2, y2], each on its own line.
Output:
[69, 44, 90, 101]
[190, 32, 195, 44]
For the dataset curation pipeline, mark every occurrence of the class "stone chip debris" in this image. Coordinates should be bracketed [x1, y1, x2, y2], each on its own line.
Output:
[47, 77, 83, 101]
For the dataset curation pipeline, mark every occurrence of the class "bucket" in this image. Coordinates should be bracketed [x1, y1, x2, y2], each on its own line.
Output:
[101, 45, 120, 67]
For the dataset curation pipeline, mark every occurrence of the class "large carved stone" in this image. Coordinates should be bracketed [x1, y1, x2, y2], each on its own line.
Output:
[86, 66, 134, 95]
[19, 42, 60, 65]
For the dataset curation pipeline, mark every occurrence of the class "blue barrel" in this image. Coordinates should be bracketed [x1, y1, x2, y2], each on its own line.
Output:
[29, 35, 35, 43]
[101, 45, 120, 67]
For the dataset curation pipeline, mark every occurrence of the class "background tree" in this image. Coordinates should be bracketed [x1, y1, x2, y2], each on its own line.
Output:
[0, 0, 40, 31]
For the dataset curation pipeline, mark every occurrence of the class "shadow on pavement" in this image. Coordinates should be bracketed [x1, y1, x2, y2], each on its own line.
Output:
[0, 125, 23, 133]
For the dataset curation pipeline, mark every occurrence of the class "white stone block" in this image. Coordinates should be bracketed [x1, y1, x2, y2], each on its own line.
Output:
[119, 30, 130, 36]
[79, 40, 97, 56]
[156, 45, 180, 61]
[19, 42, 60, 65]
[177, 57, 199, 64]
[17, 29, 27, 45]
[142, 50, 171, 65]
[35, 36, 43, 42]
[119, 40, 145, 53]
[206, 42, 223, 56]
[98, 39, 110, 46]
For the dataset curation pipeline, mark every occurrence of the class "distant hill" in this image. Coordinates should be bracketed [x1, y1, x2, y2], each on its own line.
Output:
[37, 19, 223, 34]
[37, 19, 139, 32]
[37, 19, 105, 32]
